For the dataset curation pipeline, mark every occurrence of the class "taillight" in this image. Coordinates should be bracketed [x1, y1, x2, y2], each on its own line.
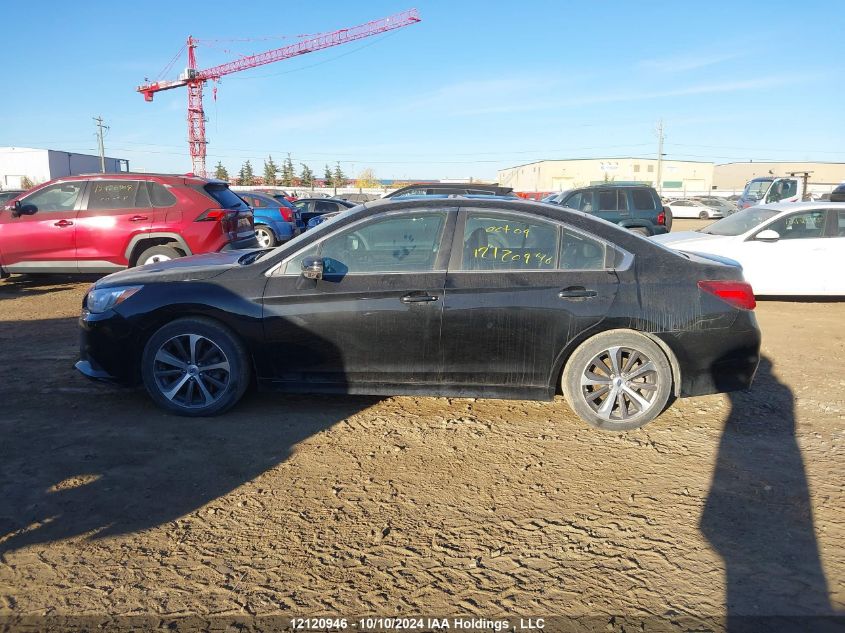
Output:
[195, 208, 232, 221]
[698, 280, 756, 310]
[278, 207, 293, 222]
[657, 210, 666, 225]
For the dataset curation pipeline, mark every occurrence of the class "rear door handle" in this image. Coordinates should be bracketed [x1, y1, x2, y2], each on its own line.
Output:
[558, 286, 597, 299]
[128, 215, 149, 222]
[53, 220, 74, 227]
[401, 291, 439, 304]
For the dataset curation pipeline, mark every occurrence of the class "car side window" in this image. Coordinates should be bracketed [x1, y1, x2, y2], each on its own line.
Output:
[597, 191, 617, 211]
[88, 181, 142, 210]
[285, 212, 447, 275]
[315, 200, 336, 213]
[632, 190, 656, 211]
[563, 193, 581, 210]
[148, 183, 176, 207]
[560, 228, 607, 270]
[461, 212, 559, 271]
[763, 210, 827, 240]
[20, 182, 84, 212]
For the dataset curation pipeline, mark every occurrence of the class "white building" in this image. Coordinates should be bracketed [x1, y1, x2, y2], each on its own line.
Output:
[0, 147, 129, 190]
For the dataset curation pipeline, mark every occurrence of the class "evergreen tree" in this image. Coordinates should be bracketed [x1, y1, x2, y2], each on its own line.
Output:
[323, 164, 333, 187]
[281, 153, 296, 186]
[300, 163, 315, 188]
[240, 160, 255, 186]
[333, 162, 347, 189]
[263, 156, 278, 186]
[214, 161, 229, 181]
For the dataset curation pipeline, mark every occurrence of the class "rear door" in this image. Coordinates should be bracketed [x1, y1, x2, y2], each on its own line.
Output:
[0, 181, 85, 273]
[440, 208, 620, 392]
[595, 189, 628, 223]
[75, 180, 152, 270]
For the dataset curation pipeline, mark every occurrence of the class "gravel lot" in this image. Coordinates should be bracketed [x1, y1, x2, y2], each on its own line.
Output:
[0, 218, 842, 626]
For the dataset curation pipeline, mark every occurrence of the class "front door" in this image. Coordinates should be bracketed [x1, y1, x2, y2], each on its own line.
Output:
[0, 181, 85, 273]
[740, 209, 829, 295]
[441, 209, 620, 392]
[260, 208, 456, 389]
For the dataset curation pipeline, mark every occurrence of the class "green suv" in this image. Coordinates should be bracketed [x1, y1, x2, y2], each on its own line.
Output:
[547, 184, 671, 235]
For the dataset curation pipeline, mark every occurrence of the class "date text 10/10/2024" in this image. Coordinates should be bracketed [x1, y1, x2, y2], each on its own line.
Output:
[290, 617, 546, 631]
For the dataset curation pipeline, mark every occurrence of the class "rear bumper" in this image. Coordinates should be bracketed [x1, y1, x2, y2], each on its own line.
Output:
[651, 226, 669, 236]
[656, 311, 761, 397]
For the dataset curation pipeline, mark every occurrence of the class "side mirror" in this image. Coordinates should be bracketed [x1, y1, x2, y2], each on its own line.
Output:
[11, 200, 35, 218]
[755, 229, 780, 242]
[301, 256, 324, 280]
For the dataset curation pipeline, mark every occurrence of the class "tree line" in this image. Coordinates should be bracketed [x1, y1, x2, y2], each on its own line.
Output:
[213, 154, 378, 188]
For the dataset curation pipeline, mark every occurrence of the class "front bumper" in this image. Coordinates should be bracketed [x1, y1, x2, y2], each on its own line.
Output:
[76, 309, 141, 385]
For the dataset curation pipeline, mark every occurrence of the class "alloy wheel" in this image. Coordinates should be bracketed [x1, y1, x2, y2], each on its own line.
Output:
[143, 254, 172, 265]
[580, 345, 659, 422]
[255, 227, 273, 248]
[152, 334, 231, 409]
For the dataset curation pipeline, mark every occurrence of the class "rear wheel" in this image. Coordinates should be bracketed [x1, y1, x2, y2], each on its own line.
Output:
[141, 317, 251, 416]
[698, 210, 709, 220]
[255, 225, 277, 248]
[137, 245, 181, 267]
[562, 330, 673, 431]
[630, 227, 650, 237]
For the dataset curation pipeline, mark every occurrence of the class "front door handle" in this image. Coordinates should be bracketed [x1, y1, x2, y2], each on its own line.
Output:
[558, 286, 597, 299]
[53, 220, 74, 227]
[401, 291, 439, 304]
[128, 215, 149, 222]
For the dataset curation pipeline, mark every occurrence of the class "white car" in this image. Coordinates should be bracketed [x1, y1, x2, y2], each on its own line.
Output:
[652, 202, 845, 295]
[666, 199, 723, 219]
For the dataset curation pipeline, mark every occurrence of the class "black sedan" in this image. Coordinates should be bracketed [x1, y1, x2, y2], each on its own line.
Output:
[293, 197, 356, 227]
[76, 198, 761, 431]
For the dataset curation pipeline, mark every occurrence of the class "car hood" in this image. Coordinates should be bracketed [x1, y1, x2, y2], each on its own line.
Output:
[95, 250, 252, 288]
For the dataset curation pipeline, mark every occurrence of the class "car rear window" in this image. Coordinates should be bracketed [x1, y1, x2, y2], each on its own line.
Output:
[204, 184, 248, 210]
[632, 189, 657, 211]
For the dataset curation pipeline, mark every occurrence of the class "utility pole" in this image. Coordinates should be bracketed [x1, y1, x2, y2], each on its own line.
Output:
[94, 116, 109, 173]
[656, 118, 665, 196]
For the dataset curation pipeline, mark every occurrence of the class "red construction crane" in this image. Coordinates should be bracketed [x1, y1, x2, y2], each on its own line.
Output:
[137, 9, 421, 177]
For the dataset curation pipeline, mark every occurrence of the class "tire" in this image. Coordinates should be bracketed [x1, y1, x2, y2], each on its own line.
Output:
[561, 330, 673, 431]
[698, 210, 709, 220]
[663, 208, 673, 231]
[254, 225, 277, 248]
[141, 317, 251, 417]
[137, 245, 182, 267]
[630, 227, 650, 237]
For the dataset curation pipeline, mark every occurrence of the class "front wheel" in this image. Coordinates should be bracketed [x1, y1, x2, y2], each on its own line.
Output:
[698, 210, 710, 220]
[141, 317, 251, 416]
[562, 330, 673, 431]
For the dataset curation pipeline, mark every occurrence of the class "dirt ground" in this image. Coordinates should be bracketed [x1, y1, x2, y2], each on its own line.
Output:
[0, 218, 842, 626]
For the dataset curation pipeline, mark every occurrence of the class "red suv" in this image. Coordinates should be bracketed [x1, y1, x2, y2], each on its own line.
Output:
[0, 173, 257, 275]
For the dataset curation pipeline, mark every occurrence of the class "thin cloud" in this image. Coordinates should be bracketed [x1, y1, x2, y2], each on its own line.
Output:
[638, 52, 741, 73]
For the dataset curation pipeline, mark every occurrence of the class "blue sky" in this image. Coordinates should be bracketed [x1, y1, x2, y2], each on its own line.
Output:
[2, 0, 843, 180]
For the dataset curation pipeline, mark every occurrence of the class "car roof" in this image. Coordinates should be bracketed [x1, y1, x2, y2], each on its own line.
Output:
[751, 201, 845, 213]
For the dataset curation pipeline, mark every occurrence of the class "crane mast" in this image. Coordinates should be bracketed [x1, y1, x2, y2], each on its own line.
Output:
[137, 9, 421, 176]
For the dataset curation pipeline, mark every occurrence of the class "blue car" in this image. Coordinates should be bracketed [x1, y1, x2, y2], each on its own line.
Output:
[237, 192, 301, 247]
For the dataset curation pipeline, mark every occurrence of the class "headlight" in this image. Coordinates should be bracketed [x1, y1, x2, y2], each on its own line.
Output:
[85, 286, 143, 313]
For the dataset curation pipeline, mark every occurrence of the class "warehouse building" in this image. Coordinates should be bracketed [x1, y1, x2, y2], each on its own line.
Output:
[497, 158, 714, 195]
[713, 161, 845, 191]
[0, 147, 129, 190]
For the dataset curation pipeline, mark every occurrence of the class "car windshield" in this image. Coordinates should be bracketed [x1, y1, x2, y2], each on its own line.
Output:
[699, 207, 780, 236]
[742, 180, 772, 201]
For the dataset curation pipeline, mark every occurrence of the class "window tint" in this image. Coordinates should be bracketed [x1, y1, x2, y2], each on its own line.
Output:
[598, 190, 625, 211]
[562, 192, 581, 210]
[632, 189, 657, 211]
[204, 184, 248, 210]
[560, 229, 607, 270]
[315, 200, 338, 213]
[134, 182, 151, 208]
[88, 181, 141, 210]
[149, 183, 176, 207]
[288, 212, 447, 274]
[462, 212, 558, 270]
[21, 182, 84, 212]
[764, 210, 827, 240]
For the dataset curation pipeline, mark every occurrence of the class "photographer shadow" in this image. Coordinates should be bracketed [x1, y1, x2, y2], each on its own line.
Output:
[700, 356, 834, 626]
